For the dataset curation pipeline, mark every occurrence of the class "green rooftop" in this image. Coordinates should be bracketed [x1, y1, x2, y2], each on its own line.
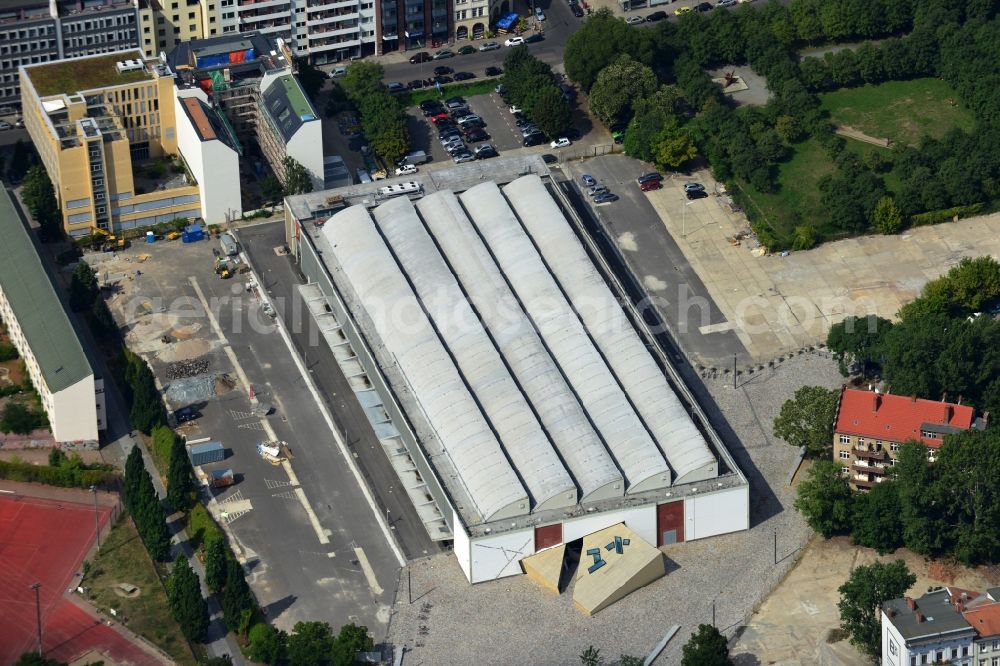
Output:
[279, 75, 315, 120]
[0, 188, 92, 393]
[26, 52, 152, 97]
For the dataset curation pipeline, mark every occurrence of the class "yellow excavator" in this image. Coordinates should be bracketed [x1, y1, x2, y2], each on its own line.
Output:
[90, 226, 126, 252]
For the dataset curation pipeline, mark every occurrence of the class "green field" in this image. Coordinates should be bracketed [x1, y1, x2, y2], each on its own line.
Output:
[86, 517, 197, 665]
[820, 78, 975, 146]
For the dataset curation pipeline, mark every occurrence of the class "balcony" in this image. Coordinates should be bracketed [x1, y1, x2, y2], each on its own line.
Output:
[307, 10, 359, 25]
[309, 22, 359, 35]
[852, 447, 886, 462]
[851, 462, 888, 476]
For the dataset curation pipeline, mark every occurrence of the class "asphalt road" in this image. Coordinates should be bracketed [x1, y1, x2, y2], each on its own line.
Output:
[236, 222, 440, 563]
[557, 155, 752, 368]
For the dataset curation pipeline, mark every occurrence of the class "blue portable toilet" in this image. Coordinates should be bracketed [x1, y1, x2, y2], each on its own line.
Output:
[182, 223, 205, 243]
[146, 231, 155, 244]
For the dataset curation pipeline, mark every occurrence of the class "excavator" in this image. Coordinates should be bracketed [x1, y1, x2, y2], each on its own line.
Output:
[90, 226, 126, 252]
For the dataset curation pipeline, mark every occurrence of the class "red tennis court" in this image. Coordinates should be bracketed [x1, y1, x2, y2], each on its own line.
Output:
[0, 493, 163, 665]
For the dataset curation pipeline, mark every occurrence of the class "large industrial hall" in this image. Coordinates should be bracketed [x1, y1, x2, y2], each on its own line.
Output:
[286, 160, 749, 584]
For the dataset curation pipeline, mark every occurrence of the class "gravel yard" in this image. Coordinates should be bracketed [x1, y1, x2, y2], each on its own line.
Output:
[388, 353, 844, 665]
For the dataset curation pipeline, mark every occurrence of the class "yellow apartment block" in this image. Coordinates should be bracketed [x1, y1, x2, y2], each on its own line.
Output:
[20, 51, 203, 237]
[138, 0, 221, 60]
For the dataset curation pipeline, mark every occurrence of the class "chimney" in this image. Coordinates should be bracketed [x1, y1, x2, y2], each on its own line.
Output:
[873, 394, 881, 413]
[911, 394, 917, 403]
[915, 611, 925, 623]
[957, 395, 963, 405]
[942, 391, 948, 403]
[906, 597, 916, 610]
[944, 405, 952, 424]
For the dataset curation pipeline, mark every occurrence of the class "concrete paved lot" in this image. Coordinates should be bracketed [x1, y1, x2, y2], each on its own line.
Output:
[731, 534, 1000, 665]
[389, 354, 844, 665]
[559, 155, 752, 369]
[96, 233, 406, 637]
[642, 176, 1000, 364]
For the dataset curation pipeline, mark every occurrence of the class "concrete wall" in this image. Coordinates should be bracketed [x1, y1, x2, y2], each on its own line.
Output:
[469, 527, 534, 583]
[563, 505, 657, 547]
[174, 90, 242, 224]
[50, 375, 99, 443]
[453, 508, 472, 581]
[684, 485, 749, 541]
[286, 119, 325, 192]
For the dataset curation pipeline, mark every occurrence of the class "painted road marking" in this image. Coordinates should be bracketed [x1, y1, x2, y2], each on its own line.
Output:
[699, 321, 735, 334]
[354, 547, 383, 596]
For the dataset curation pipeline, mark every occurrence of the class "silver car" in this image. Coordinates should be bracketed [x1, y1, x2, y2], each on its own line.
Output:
[453, 152, 475, 163]
[479, 41, 500, 51]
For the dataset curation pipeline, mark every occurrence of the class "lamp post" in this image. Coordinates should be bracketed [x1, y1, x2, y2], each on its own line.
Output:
[90, 485, 100, 550]
[31, 582, 42, 655]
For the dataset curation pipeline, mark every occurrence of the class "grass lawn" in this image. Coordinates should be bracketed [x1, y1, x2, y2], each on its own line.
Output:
[820, 78, 975, 146]
[85, 517, 197, 666]
[185, 501, 224, 552]
[398, 79, 497, 107]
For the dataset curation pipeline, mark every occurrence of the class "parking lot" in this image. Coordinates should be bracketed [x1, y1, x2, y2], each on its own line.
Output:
[91, 230, 418, 638]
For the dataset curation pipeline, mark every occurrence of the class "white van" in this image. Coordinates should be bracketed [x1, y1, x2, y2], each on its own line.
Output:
[329, 66, 348, 78]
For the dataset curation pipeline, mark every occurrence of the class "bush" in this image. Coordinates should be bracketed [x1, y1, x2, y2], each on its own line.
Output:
[0, 342, 18, 362]
[0, 401, 47, 434]
[0, 458, 119, 489]
[909, 203, 983, 227]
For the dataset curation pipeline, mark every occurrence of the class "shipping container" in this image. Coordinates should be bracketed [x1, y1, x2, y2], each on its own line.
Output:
[190, 441, 225, 466]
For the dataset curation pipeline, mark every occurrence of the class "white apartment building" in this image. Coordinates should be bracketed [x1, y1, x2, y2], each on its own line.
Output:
[0, 188, 105, 444]
[882, 589, 976, 666]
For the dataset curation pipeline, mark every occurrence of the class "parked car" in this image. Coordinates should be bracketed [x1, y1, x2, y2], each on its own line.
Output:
[505, 36, 525, 46]
[625, 15, 644, 24]
[716, 0, 737, 5]
[594, 192, 620, 203]
[410, 51, 432, 63]
[695, 1, 712, 10]
[521, 125, 541, 137]
[457, 114, 481, 124]
[550, 137, 571, 149]
[571, 4, 584, 16]
[446, 100, 466, 110]
[637, 172, 663, 185]
[523, 133, 546, 147]
[640, 180, 662, 192]
[646, 10, 666, 20]
[0, 120, 11, 131]
[535, 6, 546, 20]
[486, 66, 503, 76]
[453, 152, 476, 163]
[587, 184, 609, 197]
[329, 66, 348, 78]
[541, 153, 558, 164]
[386, 82, 407, 93]
[457, 45, 477, 55]
[454, 71, 476, 81]
[683, 182, 706, 192]
[581, 174, 596, 187]
[174, 405, 200, 423]
[674, 5, 691, 14]
[433, 65, 453, 76]
[446, 96, 465, 105]
[408, 79, 425, 89]
[466, 129, 490, 142]
[395, 164, 418, 176]
[434, 49, 455, 59]
[480, 41, 501, 51]
[474, 144, 498, 159]
[431, 112, 451, 122]
[442, 135, 464, 148]
[447, 142, 469, 155]
[686, 189, 708, 200]
[525, 33, 544, 43]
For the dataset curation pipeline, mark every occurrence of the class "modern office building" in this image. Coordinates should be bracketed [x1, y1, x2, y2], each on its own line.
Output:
[137, 0, 225, 59]
[21, 38, 321, 235]
[285, 160, 749, 584]
[832, 386, 987, 491]
[0, 0, 140, 113]
[0, 188, 105, 444]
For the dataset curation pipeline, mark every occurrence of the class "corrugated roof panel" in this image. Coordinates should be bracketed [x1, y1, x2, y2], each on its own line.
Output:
[373, 196, 577, 511]
[504, 175, 717, 483]
[417, 191, 625, 503]
[461, 182, 671, 493]
[322, 205, 528, 523]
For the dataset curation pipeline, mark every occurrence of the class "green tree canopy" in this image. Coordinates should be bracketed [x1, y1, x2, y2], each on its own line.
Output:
[871, 196, 902, 234]
[287, 621, 335, 666]
[588, 55, 658, 127]
[773, 385, 840, 457]
[838, 560, 916, 661]
[282, 157, 314, 196]
[826, 315, 894, 376]
[794, 460, 853, 537]
[164, 426, 194, 513]
[564, 9, 638, 92]
[15, 653, 66, 666]
[531, 87, 573, 139]
[331, 623, 373, 666]
[69, 261, 98, 313]
[204, 535, 228, 594]
[850, 480, 903, 554]
[168, 555, 209, 642]
[681, 624, 732, 666]
[222, 557, 256, 634]
[248, 622, 288, 665]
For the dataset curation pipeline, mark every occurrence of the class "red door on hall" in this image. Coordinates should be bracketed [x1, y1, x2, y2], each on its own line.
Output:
[534, 523, 562, 551]
[657, 501, 684, 546]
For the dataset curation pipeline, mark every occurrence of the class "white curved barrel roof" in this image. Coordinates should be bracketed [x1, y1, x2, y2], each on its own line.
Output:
[371, 196, 577, 511]
[460, 182, 672, 493]
[416, 191, 625, 503]
[504, 175, 717, 483]
[322, 205, 529, 523]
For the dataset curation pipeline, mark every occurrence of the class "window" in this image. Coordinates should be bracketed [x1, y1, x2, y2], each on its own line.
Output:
[890, 442, 900, 452]
[188, 11, 195, 18]
[839, 451, 849, 460]
[841, 466, 850, 476]
[839, 435, 850, 445]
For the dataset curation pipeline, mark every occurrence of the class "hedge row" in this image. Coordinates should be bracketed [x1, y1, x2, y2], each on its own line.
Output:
[0, 458, 120, 490]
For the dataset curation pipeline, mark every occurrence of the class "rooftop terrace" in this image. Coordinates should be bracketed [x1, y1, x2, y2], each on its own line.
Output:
[25, 52, 151, 98]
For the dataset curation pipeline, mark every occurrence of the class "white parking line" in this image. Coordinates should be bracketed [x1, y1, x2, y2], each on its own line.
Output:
[354, 547, 384, 596]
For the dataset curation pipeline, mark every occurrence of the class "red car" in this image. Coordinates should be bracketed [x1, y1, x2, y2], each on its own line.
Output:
[431, 113, 451, 123]
[640, 180, 662, 192]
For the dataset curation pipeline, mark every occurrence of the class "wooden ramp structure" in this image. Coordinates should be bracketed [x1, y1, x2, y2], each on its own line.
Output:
[522, 543, 565, 594]
[573, 523, 665, 616]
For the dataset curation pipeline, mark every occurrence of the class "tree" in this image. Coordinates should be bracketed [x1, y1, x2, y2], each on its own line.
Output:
[580, 645, 601, 666]
[331, 623, 373, 666]
[15, 654, 66, 666]
[133, 467, 172, 561]
[531, 87, 573, 138]
[588, 55, 658, 127]
[564, 9, 635, 92]
[260, 175, 284, 205]
[90, 294, 118, 338]
[654, 128, 698, 170]
[826, 315, 893, 376]
[775, 114, 804, 143]
[872, 196, 902, 235]
[681, 624, 732, 666]
[772, 386, 840, 457]
[794, 460, 854, 537]
[69, 261, 98, 312]
[282, 157, 313, 195]
[249, 623, 288, 665]
[618, 656, 643, 666]
[0, 401, 44, 435]
[850, 480, 903, 554]
[838, 560, 916, 661]
[168, 555, 209, 642]
[21, 164, 61, 241]
[935, 429, 1000, 565]
[48, 447, 66, 467]
[222, 557, 256, 633]
[8, 139, 33, 182]
[287, 621, 335, 666]
[204, 535, 228, 594]
[124, 445, 145, 513]
[164, 427, 194, 513]
[294, 59, 326, 102]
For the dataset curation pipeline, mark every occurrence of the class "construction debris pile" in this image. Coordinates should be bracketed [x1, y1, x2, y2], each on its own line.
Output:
[165, 357, 211, 379]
